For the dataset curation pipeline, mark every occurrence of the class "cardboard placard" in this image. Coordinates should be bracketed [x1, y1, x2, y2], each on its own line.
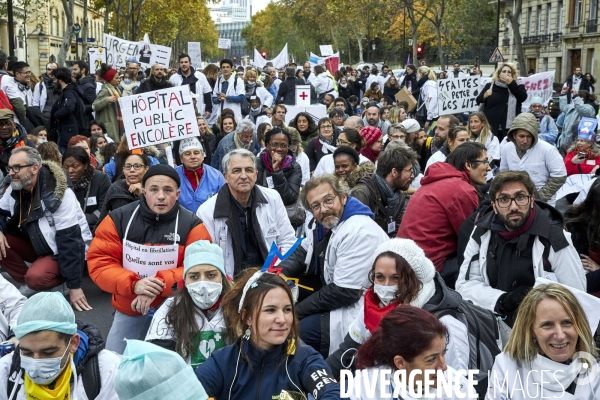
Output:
[394, 87, 417, 112]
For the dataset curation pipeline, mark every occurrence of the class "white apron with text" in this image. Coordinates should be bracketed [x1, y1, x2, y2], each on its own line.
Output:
[122, 205, 179, 278]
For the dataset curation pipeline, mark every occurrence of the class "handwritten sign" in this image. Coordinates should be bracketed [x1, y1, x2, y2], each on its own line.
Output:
[437, 76, 481, 114]
[517, 71, 555, 112]
[103, 33, 172, 69]
[218, 38, 231, 49]
[188, 42, 202, 67]
[119, 86, 200, 150]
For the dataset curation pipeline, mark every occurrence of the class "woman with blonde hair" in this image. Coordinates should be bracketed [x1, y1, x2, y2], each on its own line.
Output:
[415, 66, 438, 129]
[476, 63, 527, 142]
[243, 69, 273, 108]
[467, 111, 500, 178]
[286, 127, 310, 185]
[487, 283, 600, 399]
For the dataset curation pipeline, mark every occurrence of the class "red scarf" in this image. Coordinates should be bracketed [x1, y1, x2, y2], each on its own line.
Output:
[363, 287, 399, 333]
[497, 205, 536, 241]
[183, 165, 204, 191]
[360, 147, 381, 163]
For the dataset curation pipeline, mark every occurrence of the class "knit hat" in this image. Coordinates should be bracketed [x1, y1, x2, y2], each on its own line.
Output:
[103, 68, 118, 83]
[179, 137, 204, 155]
[400, 119, 420, 134]
[14, 292, 77, 339]
[360, 126, 383, 148]
[142, 164, 181, 187]
[115, 340, 208, 400]
[373, 238, 436, 309]
[184, 240, 225, 276]
[529, 96, 544, 106]
[506, 112, 539, 144]
[333, 146, 360, 164]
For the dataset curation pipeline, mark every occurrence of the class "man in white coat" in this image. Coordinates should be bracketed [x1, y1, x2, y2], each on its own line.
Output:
[499, 112, 567, 206]
[212, 59, 246, 122]
[197, 149, 297, 279]
[279, 174, 389, 357]
[456, 170, 585, 327]
[170, 54, 213, 118]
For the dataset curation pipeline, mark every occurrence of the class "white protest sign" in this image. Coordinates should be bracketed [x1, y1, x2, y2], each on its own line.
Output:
[295, 85, 311, 106]
[119, 86, 200, 150]
[103, 33, 172, 69]
[218, 38, 231, 49]
[437, 76, 481, 114]
[320, 45, 334, 56]
[188, 42, 202, 66]
[87, 47, 106, 74]
[517, 71, 555, 112]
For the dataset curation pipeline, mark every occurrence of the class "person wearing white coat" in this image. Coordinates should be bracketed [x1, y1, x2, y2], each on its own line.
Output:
[348, 305, 477, 400]
[196, 149, 297, 279]
[486, 283, 600, 399]
[211, 59, 246, 122]
[312, 66, 338, 100]
[0, 275, 26, 343]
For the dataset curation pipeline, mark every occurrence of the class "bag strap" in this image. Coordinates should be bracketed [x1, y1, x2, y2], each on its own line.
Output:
[81, 354, 101, 400]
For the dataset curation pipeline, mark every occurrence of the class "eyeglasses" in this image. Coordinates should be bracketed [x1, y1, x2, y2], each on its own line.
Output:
[320, 125, 333, 129]
[470, 159, 490, 166]
[401, 166, 414, 174]
[18, 71, 31, 76]
[495, 194, 531, 208]
[337, 138, 351, 146]
[310, 195, 338, 213]
[0, 120, 14, 128]
[7, 164, 33, 173]
[123, 163, 145, 170]
[268, 143, 288, 149]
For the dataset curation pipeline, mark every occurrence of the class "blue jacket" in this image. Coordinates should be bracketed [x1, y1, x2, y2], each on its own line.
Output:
[195, 339, 340, 400]
[538, 114, 559, 145]
[211, 131, 262, 173]
[176, 164, 225, 213]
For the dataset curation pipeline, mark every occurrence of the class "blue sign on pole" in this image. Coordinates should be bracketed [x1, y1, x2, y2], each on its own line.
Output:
[87, 38, 95, 42]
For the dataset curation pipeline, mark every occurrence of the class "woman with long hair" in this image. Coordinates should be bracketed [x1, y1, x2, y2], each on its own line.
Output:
[425, 126, 470, 172]
[476, 63, 527, 142]
[487, 283, 600, 399]
[415, 66, 438, 129]
[304, 117, 338, 172]
[384, 76, 401, 99]
[92, 63, 123, 143]
[194, 268, 340, 399]
[146, 240, 231, 367]
[467, 111, 500, 179]
[243, 69, 273, 108]
[203, 64, 220, 125]
[289, 112, 318, 142]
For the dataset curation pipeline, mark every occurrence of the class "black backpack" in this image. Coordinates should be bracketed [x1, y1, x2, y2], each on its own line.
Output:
[73, 90, 90, 135]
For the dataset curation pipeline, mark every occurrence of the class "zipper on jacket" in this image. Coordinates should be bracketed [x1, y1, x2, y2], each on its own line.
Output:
[255, 356, 266, 400]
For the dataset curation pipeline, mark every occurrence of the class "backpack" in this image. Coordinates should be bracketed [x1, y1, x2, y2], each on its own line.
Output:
[73, 90, 90, 134]
[429, 299, 501, 398]
[0, 75, 14, 112]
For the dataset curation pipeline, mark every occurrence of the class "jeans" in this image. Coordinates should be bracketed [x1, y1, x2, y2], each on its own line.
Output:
[299, 313, 322, 353]
[105, 310, 152, 354]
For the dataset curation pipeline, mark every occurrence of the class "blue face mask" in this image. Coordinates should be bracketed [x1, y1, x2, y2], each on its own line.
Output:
[21, 342, 71, 385]
[123, 78, 132, 84]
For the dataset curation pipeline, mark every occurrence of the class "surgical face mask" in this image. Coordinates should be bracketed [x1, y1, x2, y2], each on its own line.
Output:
[21, 343, 71, 385]
[187, 281, 223, 309]
[123, 78, 132, 84]
[373, 283, 397, 306]
[37, 139, 47, 144]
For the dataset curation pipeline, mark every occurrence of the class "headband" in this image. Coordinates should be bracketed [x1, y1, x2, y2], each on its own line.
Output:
[103, 69, 118, 82]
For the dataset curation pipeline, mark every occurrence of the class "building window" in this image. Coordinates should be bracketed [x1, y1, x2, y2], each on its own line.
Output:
[574, 0, 583, 25]
[526, 7, 532, 36]
[546, 5, 552, 34]
[536, 6, 542, 35]
[591, 0, 599, 22]
[558, 1, 563, 30]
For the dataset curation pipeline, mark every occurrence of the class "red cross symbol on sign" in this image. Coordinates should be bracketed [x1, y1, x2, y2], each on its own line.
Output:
[299, 92, 308, 100]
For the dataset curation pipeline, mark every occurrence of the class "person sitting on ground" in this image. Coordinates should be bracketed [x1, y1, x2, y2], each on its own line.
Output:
[359, 126, 384, 163]
[88, 165, 207, 354]
[62, 146, 111, 232]
[0, 110, 35, 176]
[195, 268, 341, 400]
[0, 292, 120, 399]
[313, 128, 369, 177]
[0, 274, 25, 344]
[529, 96, 559, 145]
[67, 135, 103, 170]
[456, 171, 586, 327]
[145, 240, 231, 367]
[425, 125, 470, 172]
[331, 146, 374, 187]
[36, 141, 61, 164]
[211, 119, 261, 173]
[305, 118, 339, 172]
[563, 124, 600, 176]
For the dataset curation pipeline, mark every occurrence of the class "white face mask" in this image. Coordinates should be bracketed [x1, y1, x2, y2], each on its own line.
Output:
[373, 283, 397, 306]
[187, 281, 223, 310]
[37, 139, 47, 144]
[21, 342, 71, 385]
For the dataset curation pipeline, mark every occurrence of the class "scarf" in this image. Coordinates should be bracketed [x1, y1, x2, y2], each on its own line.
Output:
[530, 354, 583, 393]
[374, 173, 400, 217]
[17, 81, 31, 93]
[183, 165, 204, 191]
[318, 134, 337, 155]
[360, 147, 381, 162]
[496, 204, 536, 241]
[494, 81, 517, 129]
[261, 151, 293, 173]
[72, 165, 95, 191]
[363, 288, 399, 333]
[245, 83, 256, 97]
[530, 110, 545, 123]
[106, 83, 124, 133]
[233, 132, 251, 150]
[24, 357, 72, 400]
[1, 130, 20, 150]
[248, 105, 262, 117]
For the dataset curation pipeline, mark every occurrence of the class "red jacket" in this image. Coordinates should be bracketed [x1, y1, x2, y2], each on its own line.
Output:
[397, 162, 479, 271]
[564, 151, 600, 176]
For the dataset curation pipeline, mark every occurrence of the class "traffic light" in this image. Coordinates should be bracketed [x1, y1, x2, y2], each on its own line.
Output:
[261, 51, 267, 58]
[70, 43, 76, 54]
[416, 45, 423, 59]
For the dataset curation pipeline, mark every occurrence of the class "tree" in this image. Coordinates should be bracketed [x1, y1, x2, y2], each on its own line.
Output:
[57, 0, 75, 67]
[508, 0, 526, 75]
[424, 0, 451, 69]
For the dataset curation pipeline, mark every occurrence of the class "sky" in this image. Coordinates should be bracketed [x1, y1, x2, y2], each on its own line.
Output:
[252, 0, 271, 14]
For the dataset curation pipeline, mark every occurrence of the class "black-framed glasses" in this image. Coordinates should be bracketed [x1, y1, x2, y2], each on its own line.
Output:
[310, 195, 338, 213]
[470, 159, 490, 166]
[7, 164, 33, 173]
[495, 194, 531, 208]
[267, 143, 288, 150]
[124, 163, 145, 170]
[337, 138, 351, 146]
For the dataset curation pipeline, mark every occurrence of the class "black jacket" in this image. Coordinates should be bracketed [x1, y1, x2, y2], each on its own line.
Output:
[97, 179, 139, 227]
[401, 71, 418, 93]
[338, 84, 351, 100]
[50, 83, 85, 146]
[564, 74, 591, 93]
[77, 75, 97, 120]
[350, 173, 407, 237]
[256, 150, 302, 206]
[476, 81, 528, 139]
[137, 76, 174, 94]
[71, 168, 111, 232]
[304, 133, 339, 172]
[0, 123, 35, 176]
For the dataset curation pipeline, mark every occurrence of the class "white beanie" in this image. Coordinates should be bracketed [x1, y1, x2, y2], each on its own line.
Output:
[374, 238, 436, 308]
[400, 119, 421, 134]
[179, 137, 204, 155]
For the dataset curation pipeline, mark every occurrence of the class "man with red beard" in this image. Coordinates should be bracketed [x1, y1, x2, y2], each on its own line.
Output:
[456, 170, 585, 327]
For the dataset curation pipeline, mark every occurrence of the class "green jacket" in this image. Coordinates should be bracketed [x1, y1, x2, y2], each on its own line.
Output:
[92, 83, 120, 142]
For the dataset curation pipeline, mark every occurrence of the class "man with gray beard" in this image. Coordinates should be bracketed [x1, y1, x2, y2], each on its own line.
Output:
[280, 174, 388, 357]
[0, 146, 93, 310]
